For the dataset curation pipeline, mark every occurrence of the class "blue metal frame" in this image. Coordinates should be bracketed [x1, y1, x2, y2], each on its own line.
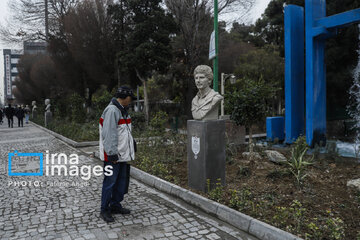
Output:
[284, 0, 360, 147]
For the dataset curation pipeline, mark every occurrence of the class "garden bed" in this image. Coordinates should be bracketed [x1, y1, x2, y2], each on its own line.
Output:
[32, 113, 360, 239]
[132, 133, 360, 239]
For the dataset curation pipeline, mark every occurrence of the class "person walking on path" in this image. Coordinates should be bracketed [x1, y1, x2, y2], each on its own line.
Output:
[4, 104, 14, 128]
[16, 105, 25, 127]
[24, 105, 31, 124]
[99, 86, 136, 223]
[0, 108, 3, 124]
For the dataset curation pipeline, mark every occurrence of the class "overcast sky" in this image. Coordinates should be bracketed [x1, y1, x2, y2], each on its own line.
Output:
[0, 0, 271, 104]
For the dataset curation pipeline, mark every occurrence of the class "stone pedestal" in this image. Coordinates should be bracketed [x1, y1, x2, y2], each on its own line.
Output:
[45, 112, 53, 127]
[187, 120, 226, 192]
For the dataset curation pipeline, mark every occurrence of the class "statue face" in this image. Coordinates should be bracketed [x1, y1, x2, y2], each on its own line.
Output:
[195, 73, 210, 90]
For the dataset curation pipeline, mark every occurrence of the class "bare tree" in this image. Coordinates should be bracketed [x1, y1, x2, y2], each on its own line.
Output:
[0, 0, 81, 43]
[164, 0, 254, 117]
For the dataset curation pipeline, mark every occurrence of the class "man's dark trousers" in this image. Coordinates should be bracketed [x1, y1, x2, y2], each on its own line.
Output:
[101, 161, 128, 212]
[18, 118, 23, 127]
[8, 117, 13, 128]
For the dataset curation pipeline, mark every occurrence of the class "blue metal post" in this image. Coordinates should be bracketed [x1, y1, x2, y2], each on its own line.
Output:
[285, 5, 305, 144]
[305, 0, 327, 147]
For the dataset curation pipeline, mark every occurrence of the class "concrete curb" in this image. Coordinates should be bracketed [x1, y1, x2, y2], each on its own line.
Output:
[31, 122, 302, 240]
[129, 167, 302, 240]
[30, 121, 98, 148]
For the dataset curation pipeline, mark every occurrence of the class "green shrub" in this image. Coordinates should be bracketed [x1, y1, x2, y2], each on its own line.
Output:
[91, 88, 112, 120]
[137, 154, 169, 179]
[130, 111, 146, 133]
[46, 119, 99, 141]
[150, 111, 168, 135]
[68, 93, 86, 123]
[53, 97, 69, 120]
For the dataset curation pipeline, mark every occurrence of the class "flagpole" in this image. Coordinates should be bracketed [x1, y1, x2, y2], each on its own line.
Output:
[213, 0, 219, 92]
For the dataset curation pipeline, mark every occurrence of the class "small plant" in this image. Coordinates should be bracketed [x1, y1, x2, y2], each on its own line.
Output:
[138, 155, 152, 172]
[325, 211, 345, 240]
[152, 162, 169, 178]
[229, 189, 241, 209]
[286, 136, 313, 186]
[237, 165, 251, 177]
[305, 221, 322, 240]
[228, 188, 254, 212]
[207, 179, 224, 203]
[290, 200, 306, 233]
[304, 211, 346, 240]
[273, 200, 306, 234]
[357, 231, 360, 240]
[273, 206, 289, 228]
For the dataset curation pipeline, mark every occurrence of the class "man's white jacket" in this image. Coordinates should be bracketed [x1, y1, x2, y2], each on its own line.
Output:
[99, 98, 135, 162]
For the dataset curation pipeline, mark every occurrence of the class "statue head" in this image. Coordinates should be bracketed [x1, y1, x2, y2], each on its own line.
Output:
[45, 99, 50, 105]
[32, 101, 36, 106]
[194, 65, 213, 90]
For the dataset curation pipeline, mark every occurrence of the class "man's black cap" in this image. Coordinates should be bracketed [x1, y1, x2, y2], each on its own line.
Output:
[115, 86, 136, 99]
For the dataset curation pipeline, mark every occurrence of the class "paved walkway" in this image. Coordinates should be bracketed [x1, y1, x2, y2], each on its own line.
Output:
[0, 118, 257, 240]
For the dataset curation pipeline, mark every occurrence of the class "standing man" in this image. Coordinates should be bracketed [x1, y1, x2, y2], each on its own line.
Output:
[4, 104, 14, 128]
[0, 107, 3, 124]
[16, 105, 25, 127]
[99, 86, 136, 223]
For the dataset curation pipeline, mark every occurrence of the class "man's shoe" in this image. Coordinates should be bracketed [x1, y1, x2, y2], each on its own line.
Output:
[110, 206, 131, 215]
[100, 211, 115, 223]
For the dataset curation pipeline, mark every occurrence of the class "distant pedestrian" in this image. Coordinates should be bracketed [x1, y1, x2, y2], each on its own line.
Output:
[24, 105, 31, 124]
[16, 106, 25, 127]
[4, 104, 14, 128]
[0, 108, 3, 124]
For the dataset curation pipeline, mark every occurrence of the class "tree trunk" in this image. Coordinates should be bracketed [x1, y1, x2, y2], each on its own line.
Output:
[249, 126, 253, 153]
[143, 79, 149, 125]
[277, 98, 282, 115]
[135, 68, 149, 125]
